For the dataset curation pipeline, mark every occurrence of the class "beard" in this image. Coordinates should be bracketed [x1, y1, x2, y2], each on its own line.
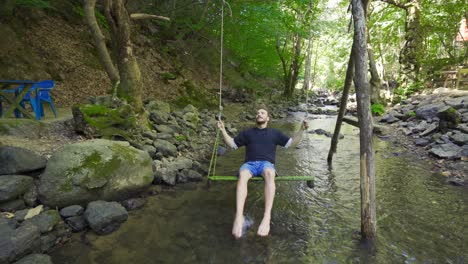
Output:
[256, 118, 267, 125]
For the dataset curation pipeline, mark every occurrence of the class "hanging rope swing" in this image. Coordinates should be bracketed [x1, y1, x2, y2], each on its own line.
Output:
[206, 0, 314, 186]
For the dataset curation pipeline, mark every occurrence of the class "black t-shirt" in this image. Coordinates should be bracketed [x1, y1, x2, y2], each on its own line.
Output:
[233, 127, 290, 164]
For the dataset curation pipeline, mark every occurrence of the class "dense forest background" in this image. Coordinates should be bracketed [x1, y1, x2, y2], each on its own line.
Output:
[0, 0, 467, 109]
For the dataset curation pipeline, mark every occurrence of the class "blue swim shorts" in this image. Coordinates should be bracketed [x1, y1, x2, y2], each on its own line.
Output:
[239, 161, 276, 177]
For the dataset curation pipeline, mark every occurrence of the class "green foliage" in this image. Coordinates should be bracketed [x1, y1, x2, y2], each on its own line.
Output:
[161, 72, 177, 81]
[371, 103, 385, 116]
[73, 5, 108, 30]
[395, 81, 424, 97]
[175, 134, 187, 141]
[406, 111, 416, 117]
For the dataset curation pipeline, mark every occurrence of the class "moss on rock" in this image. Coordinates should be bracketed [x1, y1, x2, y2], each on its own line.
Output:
[72, 100, 137, 140]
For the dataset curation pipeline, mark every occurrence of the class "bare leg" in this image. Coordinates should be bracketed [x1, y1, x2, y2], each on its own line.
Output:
[258, 168, 275, 237]
[233, 170, 252, 239]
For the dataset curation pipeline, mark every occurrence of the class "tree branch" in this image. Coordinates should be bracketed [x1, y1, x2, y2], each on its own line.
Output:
[130, 13, 170, 21]
[377, 0, 406, 9]
[84, 0, 119, 85]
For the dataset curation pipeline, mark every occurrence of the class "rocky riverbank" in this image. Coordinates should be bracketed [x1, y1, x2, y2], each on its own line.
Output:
[376, 88, 468, 186]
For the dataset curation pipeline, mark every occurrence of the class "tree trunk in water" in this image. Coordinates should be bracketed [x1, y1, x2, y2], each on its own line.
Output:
[400, 0, 422, 86]
[84, 0, 119, 86]
[368, 42, 382, 104]
[327, 46, 355, 166]
[351, 0, 376, 241]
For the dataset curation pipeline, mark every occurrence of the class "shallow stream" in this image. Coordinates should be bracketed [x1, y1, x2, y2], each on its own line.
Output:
[51, 113, 467, 263]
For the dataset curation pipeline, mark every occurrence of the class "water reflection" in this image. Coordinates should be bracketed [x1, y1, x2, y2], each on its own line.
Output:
[51, 114, 467, 264]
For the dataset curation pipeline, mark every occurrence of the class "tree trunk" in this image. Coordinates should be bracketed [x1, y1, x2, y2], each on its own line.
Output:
[327, 47, 355, 166]
[368, 42, 382, 104]
[400, 0, 422, 86]
[84, 0, 119, 86]
[108, 0, 145, 118]
[284, 33, 303, 98]
[351, 0, 376, 241]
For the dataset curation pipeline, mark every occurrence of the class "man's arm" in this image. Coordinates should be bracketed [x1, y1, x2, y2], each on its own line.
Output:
[289, 120, 309, 148]
[217, 121, 238, 149]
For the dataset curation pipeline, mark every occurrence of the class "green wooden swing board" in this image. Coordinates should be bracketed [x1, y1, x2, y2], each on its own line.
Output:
[207, 175, 314, 181]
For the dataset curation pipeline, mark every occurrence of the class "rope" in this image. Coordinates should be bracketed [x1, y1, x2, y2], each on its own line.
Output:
[207, 129, 220, 178]
[218, 0, 224, 121]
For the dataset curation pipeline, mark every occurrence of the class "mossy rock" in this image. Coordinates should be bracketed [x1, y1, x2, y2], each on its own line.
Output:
[72, 101, 137, 140]
[37, 139, 153, 208]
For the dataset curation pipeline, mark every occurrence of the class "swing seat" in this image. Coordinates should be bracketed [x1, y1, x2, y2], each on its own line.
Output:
[207, 175, 314, 181]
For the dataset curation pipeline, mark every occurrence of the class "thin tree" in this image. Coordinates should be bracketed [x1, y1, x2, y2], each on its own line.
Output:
[327, 47, 355, 166]
[352, 0, 377, 240]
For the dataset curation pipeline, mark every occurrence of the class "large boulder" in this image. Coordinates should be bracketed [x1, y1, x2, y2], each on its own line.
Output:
[0, 146, 46, 175]
[37, 139, 153, 208]
[0, 175, 34, 203]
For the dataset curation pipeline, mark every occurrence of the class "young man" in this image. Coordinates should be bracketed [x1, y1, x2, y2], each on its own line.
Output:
[217, 108, 308, 238]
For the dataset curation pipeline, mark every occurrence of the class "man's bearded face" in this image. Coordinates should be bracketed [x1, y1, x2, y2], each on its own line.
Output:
[256, 109, 269, 125]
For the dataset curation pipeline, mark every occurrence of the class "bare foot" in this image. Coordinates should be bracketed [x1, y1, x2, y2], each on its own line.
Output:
[232, 215, 244, 239]
[257, 217, 270, 237]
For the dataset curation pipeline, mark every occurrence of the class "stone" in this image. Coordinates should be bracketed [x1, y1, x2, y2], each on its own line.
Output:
[0, 199, 26, 212]
[0, 223, 41, 263]
[183, 104, 198, 114]
[444, 95, 468, 110]
[26, 210, 62, 234]
[0, 146, 46, 175]
[14, 209, 29, 222]
[0, 175, 34, 203]
[59, 205, 84, 218]
[84, 201, 128, 235]
[380, 114, 400, 123]
[158, 168, 177, 186]
[153, 139, 178, 157]
[166, 157, 193, 171]
[14, 254, 53, 264]
[23, 187, 38, 207]
[65, 216, 88, 232]
[182, 169, 203, 182]
[121, 198, 146, 211]
[415, 103, 447, 121]
[437, 106, 461, 133]
[415, 138, 430, 147]
[419, 123, 438, 137]
[154, 124, 175, 134]
[449, 132, 468, 146]
[37, 139, 153, 208]
[429, 143, 461, 159]
[142, 145, 157, 158]
[149, 111, 169, 124]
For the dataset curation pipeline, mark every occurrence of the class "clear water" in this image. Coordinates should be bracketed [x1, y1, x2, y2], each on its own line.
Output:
[51, 114, 467, 264]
